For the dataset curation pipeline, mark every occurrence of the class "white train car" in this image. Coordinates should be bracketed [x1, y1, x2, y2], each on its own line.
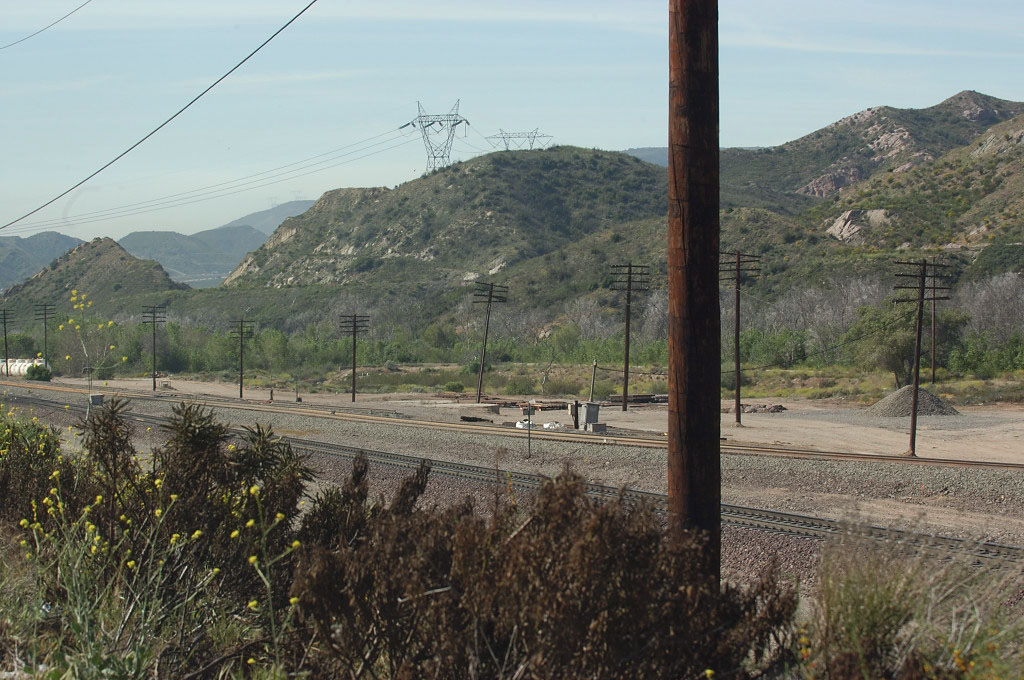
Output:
[2, 358, 50, 376]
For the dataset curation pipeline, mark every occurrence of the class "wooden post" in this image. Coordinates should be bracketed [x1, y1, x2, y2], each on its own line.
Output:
[351, 314, 358, 402]
[908, 260, 926, 456]
[622, 263, 632, 411]
[734, 251, 742, 424]
[667, 0, 721, 580]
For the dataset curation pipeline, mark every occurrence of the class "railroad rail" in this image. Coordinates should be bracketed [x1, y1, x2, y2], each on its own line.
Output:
[3, 388, 1022, 564]
[3, 379, 1023, 471]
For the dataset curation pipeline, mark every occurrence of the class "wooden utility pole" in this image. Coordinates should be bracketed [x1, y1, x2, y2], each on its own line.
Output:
[667, 0, 721, 579]
[720, 251, 760, 425]
[472, 282, 508, 403]
[340, 314, 369, 402]
[611, 263, 650, 411]
[141, 306, 166, 391]
[894, 260, 950, 456]
[230, 320, 254, 399]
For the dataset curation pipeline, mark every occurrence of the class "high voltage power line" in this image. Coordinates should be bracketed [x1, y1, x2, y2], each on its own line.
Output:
[0, 0, 95, 51]
[5, 128, 419, 234]
[0, 0, 322, 232]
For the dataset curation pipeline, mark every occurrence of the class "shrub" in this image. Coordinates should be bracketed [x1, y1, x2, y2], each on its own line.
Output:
[291, 468, 797, 678]
[800, 537, 1024, 677]
[541, 378, 581, 396]
[25, 364, 52, 381]
[443, 381, 464, 393]
[504, 376, 536, 395]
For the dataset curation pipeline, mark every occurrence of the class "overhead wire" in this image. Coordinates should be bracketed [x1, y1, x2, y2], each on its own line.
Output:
[1, 0, 323, 232]
[5, 135, 421, 233]
[7, 127, 417, 233]
[0, 0, 95, 51]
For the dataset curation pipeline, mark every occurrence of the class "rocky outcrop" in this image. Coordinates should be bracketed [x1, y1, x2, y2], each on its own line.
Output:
[826, 209, 892, 244]
[797, 165, 865, 197]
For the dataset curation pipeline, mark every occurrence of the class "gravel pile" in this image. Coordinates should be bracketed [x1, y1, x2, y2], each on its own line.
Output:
[867, 385, 960, 417]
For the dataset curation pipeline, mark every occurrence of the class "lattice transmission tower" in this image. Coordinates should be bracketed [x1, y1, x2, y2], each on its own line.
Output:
[486, 128, 553, 151]
[403, 100, 469, 172]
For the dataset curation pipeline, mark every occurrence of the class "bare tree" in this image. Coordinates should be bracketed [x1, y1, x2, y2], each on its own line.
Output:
[639, 289, 668, 342]
[954, 273, 1024, 342]
[563, 296, 611, 340]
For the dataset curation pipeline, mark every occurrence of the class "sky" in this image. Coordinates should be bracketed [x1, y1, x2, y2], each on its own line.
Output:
[3, 0, 1024, 240]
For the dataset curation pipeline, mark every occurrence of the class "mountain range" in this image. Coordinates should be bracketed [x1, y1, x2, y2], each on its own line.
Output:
[4, 90, 1023, 332]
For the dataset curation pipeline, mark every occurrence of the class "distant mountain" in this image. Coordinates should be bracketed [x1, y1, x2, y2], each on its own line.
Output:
[224, 147, 666, 289]
[621, 147, 668, 167]
[1, 238, 187, 313]
[218, 200, 315, 235]
[119, 224, 266, 288]
[0, 232, 82, 292]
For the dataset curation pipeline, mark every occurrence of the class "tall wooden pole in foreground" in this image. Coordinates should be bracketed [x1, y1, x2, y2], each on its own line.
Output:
[667, 0, 721, 580]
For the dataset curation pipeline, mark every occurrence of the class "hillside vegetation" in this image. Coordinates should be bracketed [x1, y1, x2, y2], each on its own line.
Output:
[224, 147, 666, 289]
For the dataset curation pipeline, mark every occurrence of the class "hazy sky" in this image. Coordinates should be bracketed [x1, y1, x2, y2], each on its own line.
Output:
[3, 1, 1024, 240]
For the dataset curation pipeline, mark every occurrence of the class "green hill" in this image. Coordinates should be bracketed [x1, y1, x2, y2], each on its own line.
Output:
[1, 238, 188, 317]
[224, 146, 666, 289]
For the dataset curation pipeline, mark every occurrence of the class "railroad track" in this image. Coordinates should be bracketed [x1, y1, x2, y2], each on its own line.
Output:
[4, 388, 1022, 564]
[4, 379, 1024, 471]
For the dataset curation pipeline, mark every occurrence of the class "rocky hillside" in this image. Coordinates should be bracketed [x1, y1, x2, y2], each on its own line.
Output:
[224, 147, 665, 288]
[626, 91, 1024, 216]
[0, 231, 82, 292]
[1, 238, 187, 315]
[808, 112, 1024, 250]
[119, 224, 266, 287]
